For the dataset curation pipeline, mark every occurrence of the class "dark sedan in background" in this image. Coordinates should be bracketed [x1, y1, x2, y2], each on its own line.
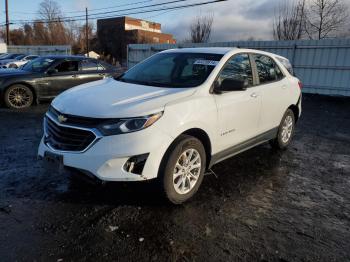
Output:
[0, 56, 121, 109]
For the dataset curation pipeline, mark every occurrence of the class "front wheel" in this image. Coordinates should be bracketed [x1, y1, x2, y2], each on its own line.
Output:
[270, 109, 295, 150]
[159, 135, 206, 204]
[4, 84, 34, 109]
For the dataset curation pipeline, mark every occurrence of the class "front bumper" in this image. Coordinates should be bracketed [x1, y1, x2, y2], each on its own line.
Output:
[38, 123, 174, 182]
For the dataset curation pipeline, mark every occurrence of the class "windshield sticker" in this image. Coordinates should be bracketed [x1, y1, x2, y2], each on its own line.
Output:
[194, 60, 219, 66]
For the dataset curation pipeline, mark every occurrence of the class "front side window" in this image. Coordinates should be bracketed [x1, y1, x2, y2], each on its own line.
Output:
[253, 54, 284, 84]
[217, 53, 253, 87]
[118, 52, 223, 88]
[55, 60, 79, 73]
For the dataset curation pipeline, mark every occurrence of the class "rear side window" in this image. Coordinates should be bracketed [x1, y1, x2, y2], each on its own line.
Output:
[253, 54, 284, 84]
[277, 57, 294, 75]
[55, 61, 79, 72]
[80, 60, 98, 71]
[217, 53, 253, 87]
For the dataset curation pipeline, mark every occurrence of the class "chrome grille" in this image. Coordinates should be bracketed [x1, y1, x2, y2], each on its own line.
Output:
[44, 116, 96, 152]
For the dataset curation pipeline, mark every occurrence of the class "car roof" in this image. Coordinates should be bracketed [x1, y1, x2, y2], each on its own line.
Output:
[40, 55, 91, 60]
[162, 47, 289, 60]
[163, 47, 236, 55]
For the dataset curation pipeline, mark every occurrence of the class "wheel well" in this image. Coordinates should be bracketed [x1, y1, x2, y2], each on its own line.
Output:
[4, 83, 37, 104]
[288, 104, 299, 122]
[181, 128, 212, 169]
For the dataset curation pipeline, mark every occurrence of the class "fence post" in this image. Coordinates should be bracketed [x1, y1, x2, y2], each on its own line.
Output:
[291, 43, 297, 65]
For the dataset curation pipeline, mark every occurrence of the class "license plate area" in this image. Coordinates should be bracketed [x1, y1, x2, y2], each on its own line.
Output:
[44, 151, 64, 169]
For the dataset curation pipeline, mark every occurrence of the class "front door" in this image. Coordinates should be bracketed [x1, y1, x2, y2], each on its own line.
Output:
[214, 53, 262, 152]
[45, 60, 80, 96]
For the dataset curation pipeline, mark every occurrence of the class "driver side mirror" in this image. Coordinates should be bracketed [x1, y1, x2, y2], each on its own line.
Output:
[214, 78, 249, 93]
[47, 68, 58, 75]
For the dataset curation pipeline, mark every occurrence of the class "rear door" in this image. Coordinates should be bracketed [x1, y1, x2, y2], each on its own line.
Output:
[251, 54, 289, 133]
[76, 59, 106, 85]
[214, 53, 262, 151]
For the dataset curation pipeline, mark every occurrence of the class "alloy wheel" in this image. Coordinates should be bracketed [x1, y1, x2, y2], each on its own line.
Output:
[281, 115, 293, 143]
[172, 148, 202, 195]
[7, 86, 32, 108]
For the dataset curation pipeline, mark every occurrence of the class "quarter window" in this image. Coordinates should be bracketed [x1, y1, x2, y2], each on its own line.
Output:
[277, 57, 293, 75]
[217, 53, 253, 87]
[253, 54, 284, 84]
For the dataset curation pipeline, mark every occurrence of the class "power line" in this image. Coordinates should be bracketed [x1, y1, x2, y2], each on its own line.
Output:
[8, 0, 191, 23]
[5, 0, 153, 15]
[2, 0, 227, 26]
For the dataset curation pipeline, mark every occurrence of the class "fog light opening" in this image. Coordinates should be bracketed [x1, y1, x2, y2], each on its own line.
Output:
[123, 153, 149, 175]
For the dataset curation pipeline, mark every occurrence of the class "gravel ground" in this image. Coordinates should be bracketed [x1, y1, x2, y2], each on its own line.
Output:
[0, 94, 349, 262]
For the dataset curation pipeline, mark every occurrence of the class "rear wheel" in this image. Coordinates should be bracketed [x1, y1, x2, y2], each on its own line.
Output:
[4, 84, 34, 109]
[270, 109, 295, 150]
[159, 135, 206, 204]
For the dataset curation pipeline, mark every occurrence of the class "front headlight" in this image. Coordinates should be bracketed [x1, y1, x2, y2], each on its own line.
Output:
[98, 112, 163, 136]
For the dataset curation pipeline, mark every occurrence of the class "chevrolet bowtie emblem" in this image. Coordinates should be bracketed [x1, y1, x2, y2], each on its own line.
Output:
[58, 114, 67, 123]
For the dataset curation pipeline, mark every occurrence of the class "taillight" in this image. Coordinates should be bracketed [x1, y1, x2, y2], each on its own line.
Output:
[298, 81, 303, 89]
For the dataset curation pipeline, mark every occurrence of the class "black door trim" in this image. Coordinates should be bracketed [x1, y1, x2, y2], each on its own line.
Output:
[209, 127, 278, 167]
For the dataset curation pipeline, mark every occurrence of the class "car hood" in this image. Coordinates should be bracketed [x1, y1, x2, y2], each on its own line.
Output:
[0, 68, 32, 77]
[52, 78, 196, 118]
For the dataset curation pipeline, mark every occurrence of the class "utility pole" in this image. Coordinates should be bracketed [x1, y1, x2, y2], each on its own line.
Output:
[5, 0, 10, 45]
[85, 7, 89, 57]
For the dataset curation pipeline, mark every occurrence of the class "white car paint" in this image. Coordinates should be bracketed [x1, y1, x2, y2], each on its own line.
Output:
[38, 47, 302, 182]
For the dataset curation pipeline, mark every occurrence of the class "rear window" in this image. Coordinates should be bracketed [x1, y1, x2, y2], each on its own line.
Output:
[276, 57, 293, 75]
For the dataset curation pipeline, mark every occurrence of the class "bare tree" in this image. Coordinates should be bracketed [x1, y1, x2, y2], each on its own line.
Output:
[38, 0, 68, 44]
[189, 14, 214, 43]
[306, 0, 348, 39]
[273, 0, 307, 40]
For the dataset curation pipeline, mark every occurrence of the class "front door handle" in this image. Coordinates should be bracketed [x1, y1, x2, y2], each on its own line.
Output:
[250, 92, 258, 98]
[72, 75, 78, 78]
[282, 85, 287, 89]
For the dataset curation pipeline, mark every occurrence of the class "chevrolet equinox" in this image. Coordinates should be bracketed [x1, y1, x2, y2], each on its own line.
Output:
[38, 48, 302, 204]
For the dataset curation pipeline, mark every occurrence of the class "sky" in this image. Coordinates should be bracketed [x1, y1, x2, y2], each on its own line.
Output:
[0, 0, 286, 42]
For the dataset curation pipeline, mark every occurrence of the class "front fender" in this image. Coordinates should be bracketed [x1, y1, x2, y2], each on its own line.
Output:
[160, 95, 220, 153]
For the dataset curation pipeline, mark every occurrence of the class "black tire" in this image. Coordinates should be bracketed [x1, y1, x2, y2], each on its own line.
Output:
[270, 108, 295, 150]
[4, 84, 34, 109]
[159, 135, 206, 204]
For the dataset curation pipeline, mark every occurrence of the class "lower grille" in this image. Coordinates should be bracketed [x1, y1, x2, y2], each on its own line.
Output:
[45, 116, 96, 152]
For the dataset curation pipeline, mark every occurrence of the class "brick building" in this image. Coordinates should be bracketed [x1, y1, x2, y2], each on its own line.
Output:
[97, 17, 176, 65]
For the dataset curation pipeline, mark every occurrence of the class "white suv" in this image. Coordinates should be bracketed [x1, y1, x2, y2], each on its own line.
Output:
[38, 48, 302, 204]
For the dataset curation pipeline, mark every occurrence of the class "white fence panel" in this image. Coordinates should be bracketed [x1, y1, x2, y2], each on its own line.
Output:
[7, 45, 71, 56]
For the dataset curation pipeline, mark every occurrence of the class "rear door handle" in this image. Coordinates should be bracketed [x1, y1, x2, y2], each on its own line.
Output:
[282, 85, 287, 89]
[72, 75, 78, 78]
[250, 92, 258, 98]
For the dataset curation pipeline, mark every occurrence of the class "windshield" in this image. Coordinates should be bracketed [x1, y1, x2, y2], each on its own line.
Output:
[117, 52, 223, 88]
[22, 57, 55, 72]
